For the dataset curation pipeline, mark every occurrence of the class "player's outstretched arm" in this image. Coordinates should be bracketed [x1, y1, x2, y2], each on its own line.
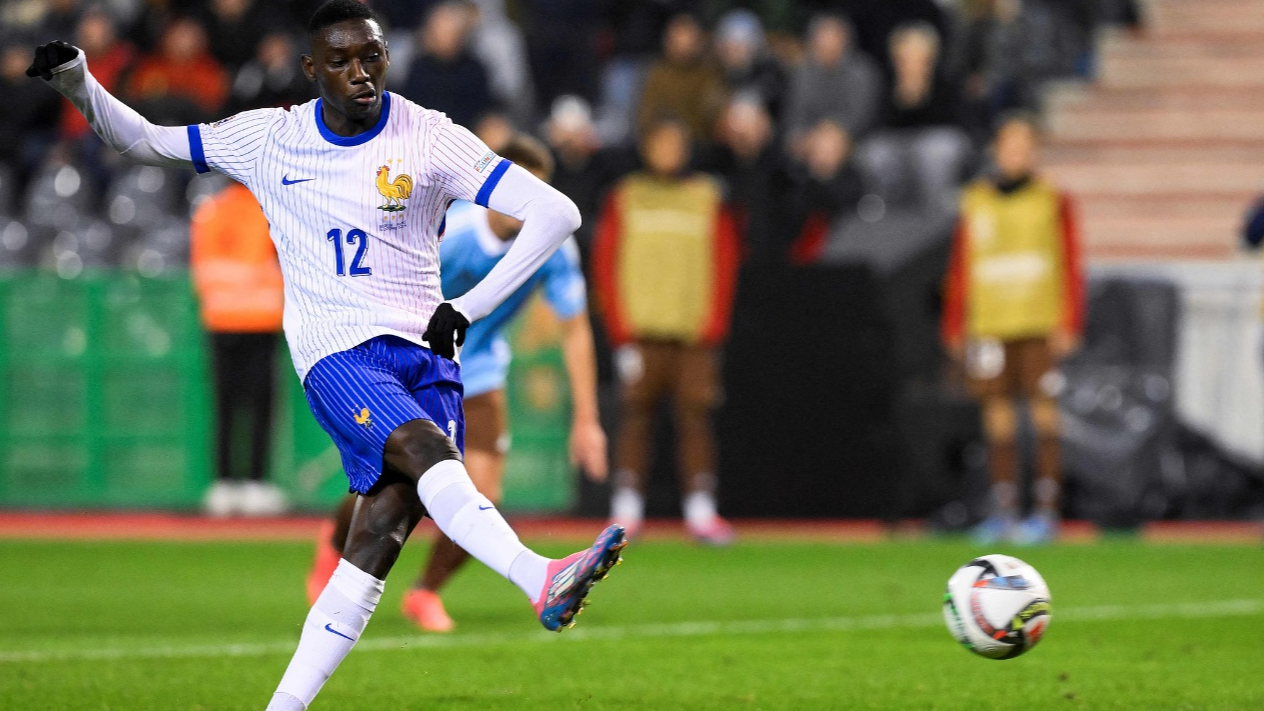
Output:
[28, 41, 194, 169]
[426, 165, 581, 358]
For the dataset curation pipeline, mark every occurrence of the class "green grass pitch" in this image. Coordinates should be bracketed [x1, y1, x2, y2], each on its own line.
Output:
[1, 536, 1261, 710]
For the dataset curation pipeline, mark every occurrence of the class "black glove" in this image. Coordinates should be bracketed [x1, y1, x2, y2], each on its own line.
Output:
[422, 302, 470, 360]
[26, 41, 80, 80]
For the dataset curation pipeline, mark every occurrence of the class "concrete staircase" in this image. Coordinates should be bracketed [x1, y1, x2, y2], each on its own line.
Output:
[1042, 0, 1264, 259]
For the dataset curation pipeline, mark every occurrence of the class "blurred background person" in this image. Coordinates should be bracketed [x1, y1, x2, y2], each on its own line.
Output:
[784, 13, 882, 156]
[594, 116, 740, 545]
[713, 95, 787, 261]
[713, 9, 786, 122]
[637, 13, 728, 145]
[199, 0, 279, 72]
[464, 0, 535, 125]
[125, 16, 228, 124]
[857, 21, 970, 213]
[402, 1, 493, 129]
[543, 95, 636, 252]
[783, 117, 864, 263]
[941, 113, 1083, 545]
[228, 31, 315, 113]
[191, 181, 287, 517]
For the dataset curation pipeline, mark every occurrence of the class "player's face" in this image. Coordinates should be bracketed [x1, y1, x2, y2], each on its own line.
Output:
[304, 19, 390, 130]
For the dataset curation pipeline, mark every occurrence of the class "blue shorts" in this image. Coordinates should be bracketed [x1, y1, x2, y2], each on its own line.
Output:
[304, 336, 465, 494]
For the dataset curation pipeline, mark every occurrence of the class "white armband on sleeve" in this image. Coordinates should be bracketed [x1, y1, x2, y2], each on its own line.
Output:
[448, 164, 582, 322]
[46, 51, 192, 169]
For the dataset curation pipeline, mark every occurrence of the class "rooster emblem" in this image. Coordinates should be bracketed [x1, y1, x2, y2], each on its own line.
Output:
[376, 165, 413, 212]
[354, 407, 373, 429]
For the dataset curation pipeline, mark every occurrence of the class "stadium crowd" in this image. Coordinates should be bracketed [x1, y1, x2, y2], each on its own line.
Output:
[0, 0, 1141, 271]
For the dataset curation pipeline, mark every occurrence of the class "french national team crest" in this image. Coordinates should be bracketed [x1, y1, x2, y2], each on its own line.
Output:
[376, 163, 413, 213]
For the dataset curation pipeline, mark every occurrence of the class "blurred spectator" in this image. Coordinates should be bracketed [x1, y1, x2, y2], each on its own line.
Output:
[713, 96, 787, 260]
[544, 95, 635, 250]
[199, 0, 281, 71]
[637, 14, 728, 144]
[834, 0, 951, 78]
[857, 22, 970, 212]
[713, 9, 786, 120]
[465, 0, 535, 123]
[126, 17, 229, 123]
[191, 181, 288, 517]
[941, 113, 1083, 545]
[957, 0, 1083, 122]
[596, 0, 695, 145]
[784, 14, 881, 153]
[60, 8, 136, 142]
[0, 39, 62, 190]
[402, 2, 493, 129]
[519, 0, 602, 110]
[784, 118, 863, 263]
[229, 32, 314, 112]
[593, 117, 740, 545]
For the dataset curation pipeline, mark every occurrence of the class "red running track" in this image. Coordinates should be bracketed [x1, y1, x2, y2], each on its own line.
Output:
[0, 513, 1259, 544]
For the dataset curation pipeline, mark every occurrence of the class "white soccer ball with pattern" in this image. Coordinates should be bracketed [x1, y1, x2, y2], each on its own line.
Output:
[942, 554, 1052, 659]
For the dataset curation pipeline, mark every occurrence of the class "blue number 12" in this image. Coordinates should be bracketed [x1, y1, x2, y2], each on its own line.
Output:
[327, 228, 372, 277]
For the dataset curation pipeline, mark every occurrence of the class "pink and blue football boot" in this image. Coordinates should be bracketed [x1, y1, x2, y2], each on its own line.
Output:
[533, 524, 627, 631]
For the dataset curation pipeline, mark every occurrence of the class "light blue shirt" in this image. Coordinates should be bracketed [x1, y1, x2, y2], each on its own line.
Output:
[441, 201, 587, 397]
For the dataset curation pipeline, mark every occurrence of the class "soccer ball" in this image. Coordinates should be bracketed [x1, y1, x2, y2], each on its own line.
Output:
[942, 554, 1052, 659]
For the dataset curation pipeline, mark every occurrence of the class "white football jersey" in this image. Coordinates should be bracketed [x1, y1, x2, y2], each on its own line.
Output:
[189, 92, 508, 380]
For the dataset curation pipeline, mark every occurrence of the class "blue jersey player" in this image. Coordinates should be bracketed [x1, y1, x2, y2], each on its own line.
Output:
[30, 2, 626, 709]
[308, 136, 609, 632]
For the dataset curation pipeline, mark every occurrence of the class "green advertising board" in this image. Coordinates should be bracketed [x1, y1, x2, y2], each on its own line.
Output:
[0, 271, 574, 512]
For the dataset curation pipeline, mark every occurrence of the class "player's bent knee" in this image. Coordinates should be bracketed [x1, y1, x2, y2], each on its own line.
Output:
[383, 419, 461, 482]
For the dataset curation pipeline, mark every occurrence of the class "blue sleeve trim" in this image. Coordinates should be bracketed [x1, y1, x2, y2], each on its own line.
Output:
[187, 125, 209, 174]
[474, 159, 512, 208]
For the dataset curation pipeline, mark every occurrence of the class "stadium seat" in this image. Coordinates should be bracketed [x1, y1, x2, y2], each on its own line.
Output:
[0, 218, 34, 268]
[124, 216, 191, 275]
[185, 172, 232, 216]
[24, 161, 92, 239]
[105, 165, 183, 237]
[47, 218, 119, 274]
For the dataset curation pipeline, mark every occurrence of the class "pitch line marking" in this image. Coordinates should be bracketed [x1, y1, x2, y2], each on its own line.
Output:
[0, 599, 1259, 664]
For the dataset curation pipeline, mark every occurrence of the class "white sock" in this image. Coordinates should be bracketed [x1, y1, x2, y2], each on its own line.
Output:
[683, 490, 718, 529]
[418, 459, 549, 603]
[267, 560, 383, 711]
[610, 485, 644, 525]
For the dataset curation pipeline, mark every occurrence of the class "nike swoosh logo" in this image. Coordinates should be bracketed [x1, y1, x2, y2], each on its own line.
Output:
[479, 505, 495, 511]
[324, 623, 355, 641]
[282, 176, 314, 185]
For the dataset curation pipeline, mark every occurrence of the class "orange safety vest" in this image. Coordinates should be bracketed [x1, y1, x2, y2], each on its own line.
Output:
[190, 183, 284, 333]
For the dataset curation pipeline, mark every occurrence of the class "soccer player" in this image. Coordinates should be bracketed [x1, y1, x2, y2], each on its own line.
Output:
[28, 2, 626, 709]
[942, 112, 1084, 545]
[307, 134, 609, 632]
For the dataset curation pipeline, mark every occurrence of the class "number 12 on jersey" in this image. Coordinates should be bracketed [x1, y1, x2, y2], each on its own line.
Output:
[327, 228, 372, 277]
